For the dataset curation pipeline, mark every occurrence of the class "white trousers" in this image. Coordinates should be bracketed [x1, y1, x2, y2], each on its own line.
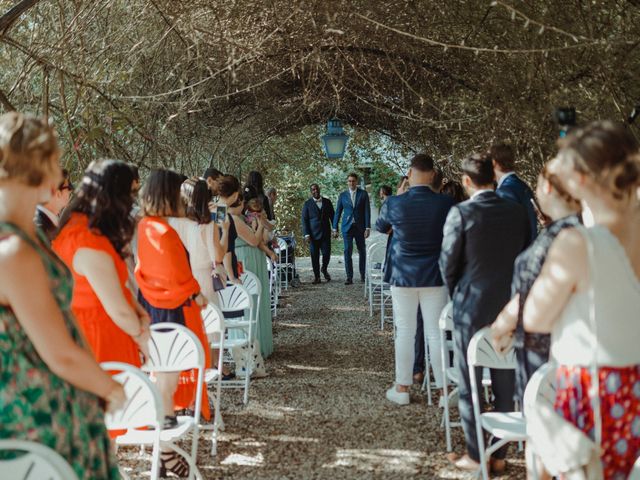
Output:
[391, 285, 449, 387]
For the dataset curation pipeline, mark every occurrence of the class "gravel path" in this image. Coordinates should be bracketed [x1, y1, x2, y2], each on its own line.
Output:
[119, 256, 524, 479]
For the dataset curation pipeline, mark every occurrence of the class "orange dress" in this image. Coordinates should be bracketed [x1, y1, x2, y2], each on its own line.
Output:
[135, 216, 211, 420]
[53, 213, 141, 368]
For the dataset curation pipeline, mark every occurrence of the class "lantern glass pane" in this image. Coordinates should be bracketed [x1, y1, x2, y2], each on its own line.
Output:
[325, 137, 347, 156]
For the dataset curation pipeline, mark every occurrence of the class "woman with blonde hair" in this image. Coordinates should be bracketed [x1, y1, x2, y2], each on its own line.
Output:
[0, 112, 123, 479]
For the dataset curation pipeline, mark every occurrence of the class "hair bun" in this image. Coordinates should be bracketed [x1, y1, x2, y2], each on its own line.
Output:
[614, 157, 640, 193]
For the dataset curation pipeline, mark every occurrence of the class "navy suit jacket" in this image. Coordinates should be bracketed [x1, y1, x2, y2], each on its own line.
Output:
[301, 197, 335, 241]
[376, 186, 454, 287]
[496, 173, 537, 244]
[332, 188, 371, 233]
[439, 191, 528, 328]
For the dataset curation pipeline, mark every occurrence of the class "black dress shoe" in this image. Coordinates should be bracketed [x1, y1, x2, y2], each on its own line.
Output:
[312, 277, 321, 284]
[344, 278, 353, 285]
[322, 270, 332, 282]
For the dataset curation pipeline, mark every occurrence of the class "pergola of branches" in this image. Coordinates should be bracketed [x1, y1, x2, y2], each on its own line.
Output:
[1, 0, 640, 179]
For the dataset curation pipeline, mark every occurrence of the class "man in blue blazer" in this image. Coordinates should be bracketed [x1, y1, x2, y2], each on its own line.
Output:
[302, 184, 335, 284]
[375, 154, 454, 406]
[490, 143, 538, 245]
[332, 172, 371, 285]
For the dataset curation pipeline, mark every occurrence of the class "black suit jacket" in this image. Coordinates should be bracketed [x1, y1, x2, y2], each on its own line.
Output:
[34, 208, 58, 242]
[376, 186, 454, 287]
[302, 197, 335, 241]
[439, 191, 528, 328]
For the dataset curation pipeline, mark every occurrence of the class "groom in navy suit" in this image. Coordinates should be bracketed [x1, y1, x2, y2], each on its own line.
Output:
[332, 172, 371, 285]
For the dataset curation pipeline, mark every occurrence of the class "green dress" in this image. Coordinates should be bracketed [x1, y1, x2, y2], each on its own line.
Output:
[0, 222, 120, 480]
[235, 236, 273, 358]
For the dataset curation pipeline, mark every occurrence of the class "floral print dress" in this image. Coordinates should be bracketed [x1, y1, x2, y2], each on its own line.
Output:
[0, 222, 120, 479]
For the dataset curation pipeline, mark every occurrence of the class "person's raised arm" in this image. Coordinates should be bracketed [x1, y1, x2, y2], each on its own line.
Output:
[234, 214, 260, 247]
[0, 241, 122, 401]
[375, 200, 392, 234]
[523, 229, 585, 333]
[439, 206, 465, 297]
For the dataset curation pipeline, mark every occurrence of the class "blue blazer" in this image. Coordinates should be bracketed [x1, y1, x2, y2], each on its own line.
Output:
[376, 186, 454, 287]
[332, 188, 371, 233]
[301, 197, 335, 241]
[496, 174, 537, 244]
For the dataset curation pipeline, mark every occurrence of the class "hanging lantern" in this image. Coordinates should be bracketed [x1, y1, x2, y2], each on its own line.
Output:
[321, 118, 349, 159]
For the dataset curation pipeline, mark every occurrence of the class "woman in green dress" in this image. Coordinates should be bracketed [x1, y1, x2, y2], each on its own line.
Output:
[229, 187, 274, 359]
[0, 112, 124, 479]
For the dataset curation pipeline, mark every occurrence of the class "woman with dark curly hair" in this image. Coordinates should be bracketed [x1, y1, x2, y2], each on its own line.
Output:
[53, 159, 150, 369]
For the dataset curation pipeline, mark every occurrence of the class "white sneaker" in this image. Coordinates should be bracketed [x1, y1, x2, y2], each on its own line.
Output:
[386, 386, 410, 406]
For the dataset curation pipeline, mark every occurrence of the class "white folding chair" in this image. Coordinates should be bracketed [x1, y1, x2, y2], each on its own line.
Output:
[141, 323, 205, 479]
[275, 237, 293, 291]
[468, 327, 526, 480]
[438, 302, 458, 451]
[218, 284, 254, 404]
[0, 439, 79, 480]
[522, 362, 555, 480]
[241, 271, 262, 327]
[266, 258, 278, 317]
[366, 242, 386, 313]
[364, 236, 384, 298]
[100, 361, 165, 479]
[201, 303, 226, 455]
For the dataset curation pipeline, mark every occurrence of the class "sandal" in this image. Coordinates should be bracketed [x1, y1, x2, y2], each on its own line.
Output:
[163, 415, 178, 430]
[159, 450, 190, 478]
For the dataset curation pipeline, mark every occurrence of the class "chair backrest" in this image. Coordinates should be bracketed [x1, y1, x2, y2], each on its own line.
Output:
[201, 303, 225, 337]
[218, 284, 253, 317]
[100, 361, 163, 430]
[438, 301, 454, 331]
[276, 237, 288, 262]
[629, 455, 640, 480]
[240, 271, 262, 297]
[0, 439, 79, 480]
[143, 323, 206, 373]
[467, 327, 517, 370]
[523, 362, 556, 415]
[368, 242, 387, 269]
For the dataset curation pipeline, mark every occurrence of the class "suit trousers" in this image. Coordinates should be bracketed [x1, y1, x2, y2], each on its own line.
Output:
[390, 286, 448, 387]
[343, 226, 366, 280]
[453, 324, 515, 462]
[309, 236, 331, 279]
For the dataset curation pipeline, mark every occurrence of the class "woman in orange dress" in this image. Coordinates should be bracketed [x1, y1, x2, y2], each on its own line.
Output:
[53, 160, 150, 367]
[135, 169, 212, 435]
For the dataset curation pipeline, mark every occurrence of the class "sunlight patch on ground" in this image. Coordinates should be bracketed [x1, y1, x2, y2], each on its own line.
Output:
[232, 440, 266, 448]
[221, 452, 264, 467]
[323, 448, 428, 474]
[267, 434, 320, 443]
[286, 364, 328, 371]
[278, 322, 312, 328]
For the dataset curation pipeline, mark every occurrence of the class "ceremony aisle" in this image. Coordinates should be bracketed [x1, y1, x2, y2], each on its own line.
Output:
[118, 256, 524, 479]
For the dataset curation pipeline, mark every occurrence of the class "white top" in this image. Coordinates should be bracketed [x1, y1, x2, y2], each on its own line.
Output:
[314, 197, 323, 209]
[167, 217, 218, 304]
[550, 225, 640, 367]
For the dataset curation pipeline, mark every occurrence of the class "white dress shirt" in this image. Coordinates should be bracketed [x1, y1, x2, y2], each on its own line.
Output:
[496, 171, 516, 189]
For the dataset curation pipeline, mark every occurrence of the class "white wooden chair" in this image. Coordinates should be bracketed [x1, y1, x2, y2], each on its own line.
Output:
[241, 270, 262, 327]
[0, 439, 79, 480]
[366, 242, 386, 311]
[141, 323, 205, 479]
[200, 303, 226, 455]
[468, 327, 526, 480]
[438, 302, 459, 451]
[218, 284, 254, 404]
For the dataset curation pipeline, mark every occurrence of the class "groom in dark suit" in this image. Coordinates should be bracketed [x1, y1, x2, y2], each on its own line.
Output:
[439, 153, 528, 473]
[302, 184, 335, 284]
[332, 172, 371, 285]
